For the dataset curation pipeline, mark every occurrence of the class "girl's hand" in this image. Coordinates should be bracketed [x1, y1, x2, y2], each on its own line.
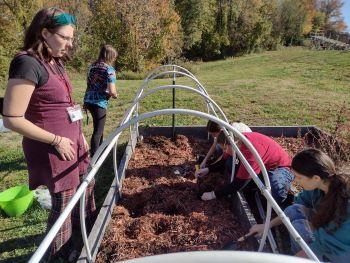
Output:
[55, 136, 75, 161]
[247, 224, 265, 237]
[195, 168, 209, 178]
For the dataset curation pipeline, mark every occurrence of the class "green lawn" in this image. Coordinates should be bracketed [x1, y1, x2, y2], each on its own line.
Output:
[0, 46, 350, 262]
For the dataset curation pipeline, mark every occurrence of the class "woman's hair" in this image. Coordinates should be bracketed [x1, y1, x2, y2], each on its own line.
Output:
[292, 148, 350, 230]
[97, 45, 118, 65]
[206, 120, 221, 133]
[23, 7, 73, 62]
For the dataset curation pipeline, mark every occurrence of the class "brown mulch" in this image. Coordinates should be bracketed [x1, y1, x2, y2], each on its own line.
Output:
[96, 135, 308, 262]
[96, 135, 252, 262]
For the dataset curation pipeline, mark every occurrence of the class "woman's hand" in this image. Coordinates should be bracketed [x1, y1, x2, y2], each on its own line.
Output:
[55, 136, 75, 161]
[247, 224, 265, 238]
[195, 168, 209, 178]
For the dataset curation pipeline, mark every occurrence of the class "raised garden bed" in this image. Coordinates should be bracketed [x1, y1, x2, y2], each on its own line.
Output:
[77, 125, 327, 263]
[96, 135, 254, 262]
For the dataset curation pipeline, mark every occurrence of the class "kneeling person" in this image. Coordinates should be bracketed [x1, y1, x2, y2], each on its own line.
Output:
[248, 149, 350, 262]
[195, 131, 294, 205]
[199, 120, 252, 169]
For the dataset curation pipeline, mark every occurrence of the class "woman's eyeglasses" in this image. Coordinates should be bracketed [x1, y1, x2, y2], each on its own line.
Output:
[55, 32, 74, 43]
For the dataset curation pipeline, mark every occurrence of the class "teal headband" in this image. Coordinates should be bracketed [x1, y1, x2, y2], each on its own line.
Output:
[53, 13, 76, 26]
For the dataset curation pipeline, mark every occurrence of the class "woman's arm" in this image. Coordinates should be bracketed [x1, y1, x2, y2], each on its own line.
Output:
[3, 79, 75, 161]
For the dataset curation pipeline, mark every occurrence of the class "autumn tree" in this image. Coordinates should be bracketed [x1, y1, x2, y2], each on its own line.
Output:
[318, 0, 346, 32]
[0, 0, 45, 82]
[276, 0, 308, 45]
[302, 0, 318, 34]
[115, 0, 182, 71]
[227, 0, 275, 54]
[175, 0, 217, 59]
[312, 11, 326, 32]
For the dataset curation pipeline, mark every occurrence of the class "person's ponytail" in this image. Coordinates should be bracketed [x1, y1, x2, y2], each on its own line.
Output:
[311, 173, 350, 230]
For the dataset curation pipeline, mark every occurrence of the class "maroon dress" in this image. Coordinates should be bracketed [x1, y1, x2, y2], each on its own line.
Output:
[20, 53, 89, 193]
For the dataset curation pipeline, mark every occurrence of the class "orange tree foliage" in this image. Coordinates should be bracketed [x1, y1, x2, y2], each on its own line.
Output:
[319, 0, 347, 32]
[88, 0, 182, 72]
[302, 0, 317, 34]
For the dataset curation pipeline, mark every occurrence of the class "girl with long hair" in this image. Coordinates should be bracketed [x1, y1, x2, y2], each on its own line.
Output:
[83, 44, 118, 156]
[249, 149, 350, 262]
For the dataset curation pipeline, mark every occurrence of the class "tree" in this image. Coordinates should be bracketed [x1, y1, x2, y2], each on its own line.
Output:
[277, 0, 308, 45]
[85, 0, 183, 72]
[227, 0, 275, 54]
[175, 0, 216, 59]
[0, 0, 46, 82]
[302, 0, 317, 34]
[318, 0, 346, 32]
[312, 11, 326, 32]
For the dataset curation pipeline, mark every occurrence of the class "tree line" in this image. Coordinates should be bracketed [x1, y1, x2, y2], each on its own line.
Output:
[0, 0, 347, 82]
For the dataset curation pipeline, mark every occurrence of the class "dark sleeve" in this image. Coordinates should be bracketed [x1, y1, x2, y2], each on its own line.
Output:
[214, 177, 250, 198]
[208, 157, 226, 173]
[8, 55, 48, 87]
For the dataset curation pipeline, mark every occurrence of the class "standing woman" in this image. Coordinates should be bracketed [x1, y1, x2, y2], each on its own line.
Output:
[248, 149, 350, 262]
[3, 8, 95, 260]
[83, 45, 118, 157]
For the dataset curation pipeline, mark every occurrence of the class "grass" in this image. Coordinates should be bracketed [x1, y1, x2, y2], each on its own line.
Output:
[0, 46, 350, 261]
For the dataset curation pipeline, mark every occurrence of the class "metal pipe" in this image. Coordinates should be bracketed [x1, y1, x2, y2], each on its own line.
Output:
[113, 141, 120, 194]
[131, 85, 229, 123]
[144, 65, 196, 82]
[135, 67, 216, 128]
[80, 189, 92, 262]
[122, 251, 314, 263]
[255, 191, 279, 253]
[172, 66, 176, 139]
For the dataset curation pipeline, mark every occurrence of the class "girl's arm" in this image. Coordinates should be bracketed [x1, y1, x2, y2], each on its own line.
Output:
[107, 82, 118, 98]
[107, 67, 117, 98]
[247, 216, 283, 237]
[3, 79, 75, 161]
[295, 250, 308, 258]
[200, 138, 217, 168]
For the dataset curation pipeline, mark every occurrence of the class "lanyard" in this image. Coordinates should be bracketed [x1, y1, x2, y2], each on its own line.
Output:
[49, 60, 74, 105]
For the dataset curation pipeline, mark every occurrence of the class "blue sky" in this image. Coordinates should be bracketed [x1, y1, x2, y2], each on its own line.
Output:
[342, 0, 350, 31]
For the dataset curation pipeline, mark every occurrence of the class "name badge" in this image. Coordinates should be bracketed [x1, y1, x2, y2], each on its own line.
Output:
[67, 104, 83, 122]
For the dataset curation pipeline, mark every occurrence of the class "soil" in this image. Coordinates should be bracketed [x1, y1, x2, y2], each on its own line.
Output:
[96, 135, 307, 262]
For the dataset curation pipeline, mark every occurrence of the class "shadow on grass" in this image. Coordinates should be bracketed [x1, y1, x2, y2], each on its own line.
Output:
[0, 158, 27, 171]
[0, 233, 44, 263]
[0, 221, 46, 233]
[0, 254, 32, 263]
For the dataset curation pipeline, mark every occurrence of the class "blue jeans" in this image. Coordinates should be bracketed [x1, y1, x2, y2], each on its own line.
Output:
[268, 167, 294, 204]
[284, 204, 315, 254]
[224, 159, 293, 205]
